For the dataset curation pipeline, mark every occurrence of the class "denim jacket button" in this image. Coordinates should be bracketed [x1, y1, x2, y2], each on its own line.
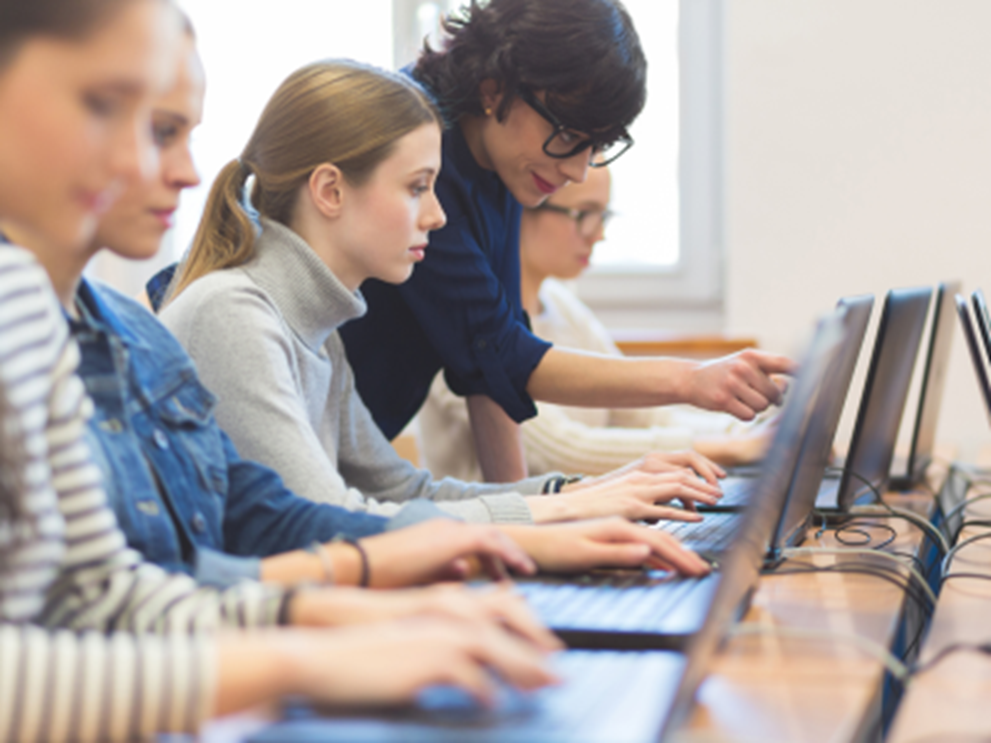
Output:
[153, 429, 169, 449]
[191, 512, 207, 534]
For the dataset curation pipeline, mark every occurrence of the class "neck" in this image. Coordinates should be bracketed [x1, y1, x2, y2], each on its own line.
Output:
[458, 116, 494, 171]
[0, 222, 91, 313]
[520, 258, 545, 317]
[287, 212, 361, 294]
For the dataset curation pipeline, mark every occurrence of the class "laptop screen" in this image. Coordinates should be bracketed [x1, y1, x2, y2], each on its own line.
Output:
[835, 287, 932, 509]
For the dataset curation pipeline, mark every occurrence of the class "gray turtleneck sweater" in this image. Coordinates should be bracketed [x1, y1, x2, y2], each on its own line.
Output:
[161, 219, 547, 523]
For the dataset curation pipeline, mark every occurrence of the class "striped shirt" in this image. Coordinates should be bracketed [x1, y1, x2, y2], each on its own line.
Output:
[0, 246, 289, 741]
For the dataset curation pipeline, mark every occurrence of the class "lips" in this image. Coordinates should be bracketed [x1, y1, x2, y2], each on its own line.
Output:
[150, 207, 177, 229]
[532, 172, 559, 195]
[409, 244, 427, 261]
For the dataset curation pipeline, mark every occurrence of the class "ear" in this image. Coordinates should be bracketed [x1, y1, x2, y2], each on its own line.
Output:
[308, 163, 345, 219]
[478, 78, 502, 114]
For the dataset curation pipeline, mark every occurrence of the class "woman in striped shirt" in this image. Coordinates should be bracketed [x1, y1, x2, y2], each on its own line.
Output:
[0, 1, 556, 739]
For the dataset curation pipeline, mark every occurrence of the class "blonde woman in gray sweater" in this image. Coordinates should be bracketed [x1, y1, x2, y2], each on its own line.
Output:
[161, 60, 727, 529]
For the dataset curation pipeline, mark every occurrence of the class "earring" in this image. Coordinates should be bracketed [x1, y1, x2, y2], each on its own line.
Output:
[484, 107, 493, 116]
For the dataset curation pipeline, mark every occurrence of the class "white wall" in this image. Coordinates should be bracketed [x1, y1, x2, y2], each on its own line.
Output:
[724, 0, 991, 462]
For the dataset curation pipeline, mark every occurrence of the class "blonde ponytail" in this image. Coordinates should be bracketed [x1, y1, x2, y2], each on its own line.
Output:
[168, 59, 440, 303]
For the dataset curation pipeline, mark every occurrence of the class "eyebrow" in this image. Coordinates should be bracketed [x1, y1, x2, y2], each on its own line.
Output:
[153, 110, 189, 126]
[409, 167, 437, 177]
[88, 79, 148, 98]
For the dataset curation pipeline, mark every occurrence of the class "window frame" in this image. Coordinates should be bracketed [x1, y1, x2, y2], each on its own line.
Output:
[574, 0, 725, 330]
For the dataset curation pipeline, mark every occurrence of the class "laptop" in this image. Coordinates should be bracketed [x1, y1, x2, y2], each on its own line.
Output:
[700, 294, 874, 514]
[246, 315, 846, 743]
[955, 292, 991, 422]
[888, 281, 960, 490]
[515, 309, 847, 649]
[814, 287, 932, 511]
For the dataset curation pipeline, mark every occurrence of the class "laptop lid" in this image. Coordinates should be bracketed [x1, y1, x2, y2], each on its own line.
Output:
[890, 281, 959, 489]
[833, 287, 932, 510]
[770, 295, 874, 553]
[954, 293, 991, 422]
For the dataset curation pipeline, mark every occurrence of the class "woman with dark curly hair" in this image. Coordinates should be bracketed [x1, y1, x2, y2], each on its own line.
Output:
[338, 0, 794, 482]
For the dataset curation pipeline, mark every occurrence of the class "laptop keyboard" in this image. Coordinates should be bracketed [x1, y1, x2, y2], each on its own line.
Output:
[705, 476, 759, 508]
[515, 571, 716, 634]
[655, 513, 739, 552]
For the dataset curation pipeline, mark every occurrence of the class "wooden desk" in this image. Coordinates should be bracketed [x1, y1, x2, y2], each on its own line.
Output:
[674, 493, 930, 743]
[888, 472, 991, 743]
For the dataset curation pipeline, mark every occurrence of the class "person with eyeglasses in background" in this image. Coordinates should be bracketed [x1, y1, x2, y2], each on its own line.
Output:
[329, 0, 795, 485]
[420, 167, 777, 483]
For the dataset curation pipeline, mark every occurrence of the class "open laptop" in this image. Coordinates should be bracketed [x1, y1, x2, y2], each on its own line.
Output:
[514, 309, 847, 649]
[699, 294, 874, 514]
[888, 281, 960, 490]
[246, 314, 846, 743]
[813, 287, 932, 511]
[955, 292, 991, 422]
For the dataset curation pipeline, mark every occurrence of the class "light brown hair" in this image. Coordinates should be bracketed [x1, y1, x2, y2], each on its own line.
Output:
[169, 59, 441, 300]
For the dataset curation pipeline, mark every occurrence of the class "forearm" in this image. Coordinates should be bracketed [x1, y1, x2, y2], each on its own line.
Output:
[259, 542, 364, 587]
[467, 394, 528, 482]
[527, 347, 698, 408]
[213, 633, 299, 716]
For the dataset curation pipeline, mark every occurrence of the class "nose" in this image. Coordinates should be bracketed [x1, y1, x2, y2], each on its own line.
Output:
[163, 145, 202, 191]
[557, 149, 591, 186]
[421, 189, 447, 232]
[112, 112, 158, 185]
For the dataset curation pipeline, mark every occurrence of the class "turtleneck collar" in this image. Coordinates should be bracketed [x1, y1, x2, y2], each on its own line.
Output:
[243, 218, 367, 351]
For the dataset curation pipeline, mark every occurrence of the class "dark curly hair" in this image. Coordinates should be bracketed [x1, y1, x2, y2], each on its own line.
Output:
[413, 0, 647, 145]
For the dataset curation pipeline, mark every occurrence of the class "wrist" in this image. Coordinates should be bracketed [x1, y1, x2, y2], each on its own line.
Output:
[326, 542, 362, 586]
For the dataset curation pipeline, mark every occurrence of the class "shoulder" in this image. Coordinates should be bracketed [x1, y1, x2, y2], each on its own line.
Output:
[162, 270, 285, 338]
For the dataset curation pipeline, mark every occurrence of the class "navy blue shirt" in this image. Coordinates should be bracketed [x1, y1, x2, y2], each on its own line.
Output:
[339, 124, 553, 440]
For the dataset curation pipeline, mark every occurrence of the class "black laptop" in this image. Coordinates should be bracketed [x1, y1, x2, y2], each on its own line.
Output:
[814, 287, 932, 511]
[515, 309, 847, 649]
[888, 281, 960, 490]
[245, 314, 847, 743]
[955, 292, 991, 422]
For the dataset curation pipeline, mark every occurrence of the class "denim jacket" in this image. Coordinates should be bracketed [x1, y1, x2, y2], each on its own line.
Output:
[69, 278, 391, 584]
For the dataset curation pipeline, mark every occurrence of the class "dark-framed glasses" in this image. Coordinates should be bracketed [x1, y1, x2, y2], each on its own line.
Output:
[532, 203, 614, 238]
[517, 87, 634, 168]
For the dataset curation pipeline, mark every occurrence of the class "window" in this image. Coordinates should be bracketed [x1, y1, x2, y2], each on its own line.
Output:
[575, 0, 725, 331]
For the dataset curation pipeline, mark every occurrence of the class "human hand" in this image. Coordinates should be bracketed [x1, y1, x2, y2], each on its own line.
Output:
[332, 519, 538, 588]
[527, 468, 721, 523]
[256, 618, 559, 709]
[500, 518, 711, 576]
[585, 449, 726, 487]
[683, 349, 795, 421]
[289, 583, 562, 652]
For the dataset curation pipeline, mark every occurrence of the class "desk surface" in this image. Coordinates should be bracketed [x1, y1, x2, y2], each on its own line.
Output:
[888, 475, 991, 743]
[674, 493, 931, 743]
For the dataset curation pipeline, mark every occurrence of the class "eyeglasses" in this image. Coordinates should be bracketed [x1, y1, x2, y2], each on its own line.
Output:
[517, 87, 634, 168]
[532, 203, 614, 238]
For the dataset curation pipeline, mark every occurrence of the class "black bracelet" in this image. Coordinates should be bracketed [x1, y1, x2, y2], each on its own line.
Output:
[335, 536, 370, 588]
